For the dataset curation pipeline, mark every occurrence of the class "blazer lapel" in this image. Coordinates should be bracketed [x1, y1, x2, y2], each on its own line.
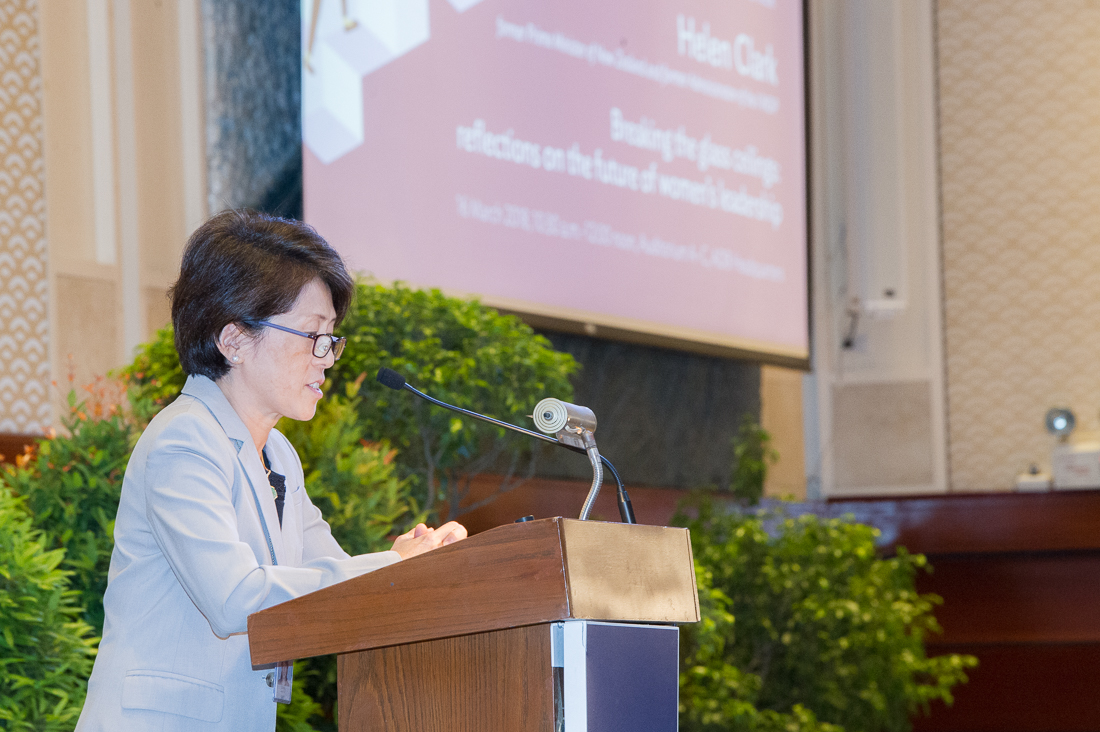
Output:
[236, 440, 288, 565]
[181, 375, 288, 565]
[265, 442, 304, 566]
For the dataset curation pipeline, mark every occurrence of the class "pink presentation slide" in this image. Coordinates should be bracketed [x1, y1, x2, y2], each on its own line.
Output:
[302, 0, 807, 358]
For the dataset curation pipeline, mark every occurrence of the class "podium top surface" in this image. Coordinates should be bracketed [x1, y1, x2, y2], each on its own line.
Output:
[248, 517, 699, 665]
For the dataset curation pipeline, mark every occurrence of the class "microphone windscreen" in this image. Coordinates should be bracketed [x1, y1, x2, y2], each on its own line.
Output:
[376, 367, 406, 391]
[533, 397, 569, 434]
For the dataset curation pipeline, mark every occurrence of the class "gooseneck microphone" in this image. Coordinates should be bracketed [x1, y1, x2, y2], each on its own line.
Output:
[376, 367, 635, 524]
[531, 397, 602, 521]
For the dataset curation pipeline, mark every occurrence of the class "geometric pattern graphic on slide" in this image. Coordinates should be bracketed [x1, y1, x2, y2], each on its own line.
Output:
[302, 0, 485, 164]
[0, 0, 49, 433]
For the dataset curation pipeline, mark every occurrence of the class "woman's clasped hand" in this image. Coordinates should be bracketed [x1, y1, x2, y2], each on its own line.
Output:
[391, 521, 469, 559]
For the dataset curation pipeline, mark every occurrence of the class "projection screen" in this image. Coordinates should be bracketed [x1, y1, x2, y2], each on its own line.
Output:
[302, 0, 808, 365]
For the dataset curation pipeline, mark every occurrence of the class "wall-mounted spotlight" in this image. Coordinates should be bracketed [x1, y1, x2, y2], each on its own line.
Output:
[1045, 406, 1100, 490]
[1045, 407, 1076, 439]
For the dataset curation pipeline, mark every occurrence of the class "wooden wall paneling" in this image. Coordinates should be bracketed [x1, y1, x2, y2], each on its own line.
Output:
[824, 491, 1100, 554]
[915, 552, 1100, 645]
[451, 474, 690, 534]
[819, 491, 1100, 731]
[338, 624, 555, 732]
[912, 643, 1100, 732]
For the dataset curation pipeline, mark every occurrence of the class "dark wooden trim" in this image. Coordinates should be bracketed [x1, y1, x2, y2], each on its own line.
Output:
[915, 552, 1100, 644]
[811, 490, 1100, 730]
[824, 490, 1100, 555]
[452, 474, 689, 534]
[912, 643, 1100, 732]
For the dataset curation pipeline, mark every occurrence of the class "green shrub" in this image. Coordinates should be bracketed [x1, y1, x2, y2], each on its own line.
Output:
[730, 414, 778, 505]
[336, 282, 577, 519]
[121, 324, 186, 425]
[0, 481, 97, 731]
[122, 280, 579, 521]
[2, 380, 134, 635]
[674, 494, 976, 732]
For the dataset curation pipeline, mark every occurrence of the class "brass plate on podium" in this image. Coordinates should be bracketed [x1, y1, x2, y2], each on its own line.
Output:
[560, 519, 699, 622]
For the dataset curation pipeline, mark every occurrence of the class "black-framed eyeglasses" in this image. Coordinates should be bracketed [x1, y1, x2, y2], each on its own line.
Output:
[255, 321, 346, 360]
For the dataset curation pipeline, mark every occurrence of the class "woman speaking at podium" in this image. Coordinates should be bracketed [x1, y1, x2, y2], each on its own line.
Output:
[76, 210, 467, 731]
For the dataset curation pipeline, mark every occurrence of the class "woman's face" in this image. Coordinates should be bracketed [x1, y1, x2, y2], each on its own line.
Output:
[231, 278, 337, 424]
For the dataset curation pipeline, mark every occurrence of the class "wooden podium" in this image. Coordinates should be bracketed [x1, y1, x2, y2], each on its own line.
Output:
[248, 517, 699, 731]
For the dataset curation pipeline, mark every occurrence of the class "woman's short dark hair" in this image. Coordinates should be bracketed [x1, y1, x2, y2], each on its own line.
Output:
[170, 210, 354, 380]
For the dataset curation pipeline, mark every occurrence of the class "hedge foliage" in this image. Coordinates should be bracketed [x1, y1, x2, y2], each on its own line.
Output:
[0, 481, 96, 731]
[331, 282, 576, 511]
[674, 494, 977, 732]
[2, 379, 134, 635]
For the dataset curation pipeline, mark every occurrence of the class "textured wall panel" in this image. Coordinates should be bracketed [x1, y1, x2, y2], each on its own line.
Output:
[0, 0, 48, 432]
[55, 276, 118, 384]
[832, 381, 934, 489]
[539, 333, 761, 489]
[938, 0, 1100, 490]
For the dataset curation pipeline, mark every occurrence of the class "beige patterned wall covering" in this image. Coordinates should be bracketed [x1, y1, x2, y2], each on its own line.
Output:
[938, 0, 1100, 489]
[0, 0, 48, 433]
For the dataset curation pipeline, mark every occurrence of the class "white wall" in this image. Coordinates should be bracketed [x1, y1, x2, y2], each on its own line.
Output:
[40, 0, 207, 398]
[804, 0, 947, 497]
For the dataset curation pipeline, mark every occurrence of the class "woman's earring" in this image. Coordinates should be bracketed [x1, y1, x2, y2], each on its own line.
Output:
[232, 355, 240, 363]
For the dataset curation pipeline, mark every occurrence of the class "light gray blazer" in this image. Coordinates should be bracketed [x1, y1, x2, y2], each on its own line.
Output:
[76, 374, 400, 732]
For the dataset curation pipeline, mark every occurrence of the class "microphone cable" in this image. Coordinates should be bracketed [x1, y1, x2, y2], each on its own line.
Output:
[376, 367, 635, 524]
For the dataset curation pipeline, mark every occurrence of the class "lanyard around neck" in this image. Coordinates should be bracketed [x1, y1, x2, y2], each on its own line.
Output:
[245, 453, 278, 567]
